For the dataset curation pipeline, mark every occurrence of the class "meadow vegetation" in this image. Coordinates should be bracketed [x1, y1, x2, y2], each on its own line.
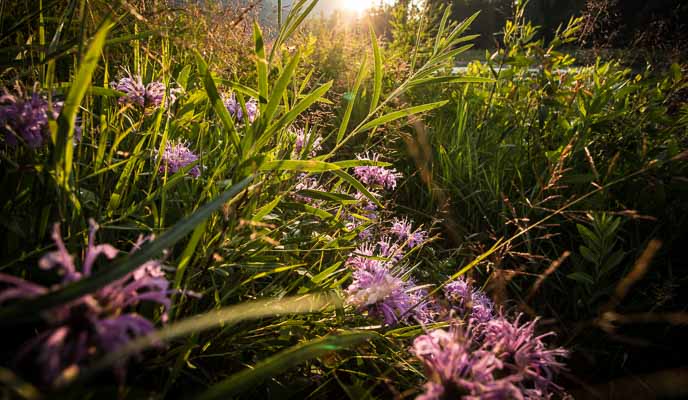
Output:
[0, 0, 686, 398]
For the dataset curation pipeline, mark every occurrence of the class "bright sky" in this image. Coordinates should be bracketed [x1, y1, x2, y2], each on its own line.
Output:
[340, 0, 396, 13]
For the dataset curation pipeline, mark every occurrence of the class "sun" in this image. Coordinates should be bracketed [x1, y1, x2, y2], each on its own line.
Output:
[342, 0, 374, 13]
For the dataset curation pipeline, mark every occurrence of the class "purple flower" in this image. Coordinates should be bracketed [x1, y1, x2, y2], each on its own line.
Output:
[390, 217, 413, 239]
[157, 140, 201, 178]
[291, 127, 322, 158]
[355, 191, 378, 212]
[0, 84, 74, 148]
[0, 220, 173, 385]
[389, 217, 428, 248]
[408, 287, 440, 325]
[444, 277, 495, 324]
[111, 74, 146, 107]
[111, 72, 174, 111]
[409, 230, 429, 248]
[411, 325, 523, 400]
[345, 263, 414, 325]
[345, 243, 381, 270]
[377, 236, 404, 263]
[358, 226, 375, 241]
[293, 173, 324, 204]
[481, 315, 568, 393]
[144, 81, 166, 109]
[224, 92, 258, 123]
[353, 153, 402, 191]
[471, 291, 495, 324]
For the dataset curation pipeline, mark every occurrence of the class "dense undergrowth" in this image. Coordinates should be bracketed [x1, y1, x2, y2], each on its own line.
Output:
[0, 0, 686, 399]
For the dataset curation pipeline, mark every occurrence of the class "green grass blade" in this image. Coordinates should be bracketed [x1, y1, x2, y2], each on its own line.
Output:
[409, 75, 494, 87]
[259, 159, 342, 172]
[0, 176, 254, 324]
[337, 54, 367, 143]
[369, 25, 383, 114]
[253, 21, 268, 103]
[53, 19, 111, 188]
[252, 195, 283, 221]
[196, 332, 372, 400]
[69, 293, 344, 386]
[194, 51, 241, 154]
[333, 170, 382, 208]
[264, 50, 300, 122]
[216, 79, 261, 100]
[356, 100, 449, 134]
[259, 80, 332, 145]
[173, 220, 207, 290]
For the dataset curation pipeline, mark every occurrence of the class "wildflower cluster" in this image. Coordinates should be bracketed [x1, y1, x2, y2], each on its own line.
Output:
[223, 92, 258, 123]
[339, 163, 432, 325]
[0, 84, 79, 148]
[0, 220, 173, 385]
[111, 72, 177, 111]
[288, 128, 326, 204]
[157, 140, 201, 178]
[353, 152, 402, 190]
[444, 277, 495, 323]
[411, 278, 568, 399]
[291, 127, 322, 158]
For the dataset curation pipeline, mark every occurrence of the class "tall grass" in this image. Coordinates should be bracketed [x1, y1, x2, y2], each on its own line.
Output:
[1, 0, 686, 398]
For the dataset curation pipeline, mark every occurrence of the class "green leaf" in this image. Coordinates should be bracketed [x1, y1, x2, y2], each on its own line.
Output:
[337, 55, 367, 143]
[369, 25, 383, 114]
[53, 20, 111, 188]
[310, 262, 343, 284]
[332, 169, 381, 208]
[260, 159, 342, 172]
[576, 224, 598, 246]
[216, 79, 261, 100]
[579, 245, 598, 265]
[600, 250, 625, 277]
[264, 50, 300, 122]
[195, 332, 371, 400]
[253, 22, 268, 102]
[282, 202, 336, 220]
[195, 51, 241, 154]
[252, 195, 283, 221]
[173, 220, 207, 289]
[567, 272, 595, 285]
[357, 101, 448, 133]
[434, 7, 452, 54]
[296, 189, 356, 203]
[409, 75, 494, 87]
[0, 176, 254, 324]
[331, 159, 391, 169]
[260, 80, 332, 143]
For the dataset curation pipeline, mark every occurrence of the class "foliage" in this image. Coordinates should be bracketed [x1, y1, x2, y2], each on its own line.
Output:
[0, 0, 686, 398]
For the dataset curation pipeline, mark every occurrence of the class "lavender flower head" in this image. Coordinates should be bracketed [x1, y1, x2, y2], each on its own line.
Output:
[481, 315, 569, 393]
[0, 84, 71, 148]
[345, 263, 414, 325]
[355, 191, 378, 213]
[111, 72, 175, 111]
[444, 277, 495, 324]
[224, 92, 258, 123]
[411, 325, 522, 400]
[111, 74, 145, 107]
[353, 152, 402, 191]
[390, 217, 429, 248]
[0, 220, 173, 385]
[345, 243, 383, 270]
[291, 127, 322, 158]
[158, 140, 201, 178]
[408, 286, 440, 325]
